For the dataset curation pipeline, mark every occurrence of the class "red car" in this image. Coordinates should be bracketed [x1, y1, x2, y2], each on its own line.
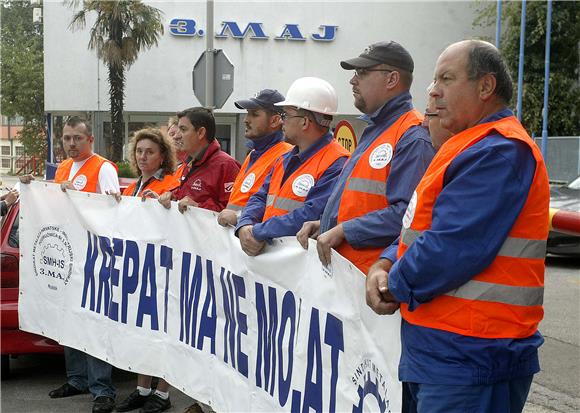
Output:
[1, 178, 135, 376]
[1, 201, 63, 376]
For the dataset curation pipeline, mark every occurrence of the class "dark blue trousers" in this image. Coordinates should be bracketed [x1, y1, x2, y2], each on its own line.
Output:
[403, 375, 534, 413]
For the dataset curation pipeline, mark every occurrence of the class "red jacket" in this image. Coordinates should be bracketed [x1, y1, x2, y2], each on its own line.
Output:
[172, 140, 241, 212]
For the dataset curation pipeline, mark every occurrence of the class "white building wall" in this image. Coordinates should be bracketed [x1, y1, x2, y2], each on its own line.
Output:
[44, 1, 491, 115]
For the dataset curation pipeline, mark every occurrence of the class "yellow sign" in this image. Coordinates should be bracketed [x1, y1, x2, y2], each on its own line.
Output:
[334, 120, 357, 154]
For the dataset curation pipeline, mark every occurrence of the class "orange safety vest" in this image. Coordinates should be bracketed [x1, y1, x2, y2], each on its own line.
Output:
[335, 109, 423, 274]
[262, 140, 349, 221]
[122, 172, 179, 197]
[54, 154, 117, 193]
[173, 162, 186, 181]
[397, 116, 549, 339]
[227, 141, 292, 211]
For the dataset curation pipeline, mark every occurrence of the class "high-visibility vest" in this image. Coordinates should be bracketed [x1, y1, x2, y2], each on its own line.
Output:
[54, 154, 117, 193]
[397, 116, 550, 339]
[262, 140, 349, 221]
[227, 141, 292, 211]
[173, 162, 186, 181]
[122, 172, 179, 197]
[335, 109, 423, 274]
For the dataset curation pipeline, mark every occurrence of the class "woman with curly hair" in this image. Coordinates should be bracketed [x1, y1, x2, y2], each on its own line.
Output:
[122, 128, 179, 199]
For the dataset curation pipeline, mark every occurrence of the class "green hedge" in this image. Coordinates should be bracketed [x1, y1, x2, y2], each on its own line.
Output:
[116, 161, 137, 178]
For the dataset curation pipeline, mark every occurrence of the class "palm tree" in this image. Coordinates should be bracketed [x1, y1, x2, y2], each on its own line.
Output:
[68, 0, 164, 162]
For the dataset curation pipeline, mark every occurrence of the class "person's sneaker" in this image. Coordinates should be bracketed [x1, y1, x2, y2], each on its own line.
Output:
[48, 382, 88, 398]
[140, 393, 171, 413]
[116, 390, 150, 412]
[92, 396, 115, 413]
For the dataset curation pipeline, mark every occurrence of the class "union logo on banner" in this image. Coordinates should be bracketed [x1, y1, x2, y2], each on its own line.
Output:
[32, 225, 74, 289]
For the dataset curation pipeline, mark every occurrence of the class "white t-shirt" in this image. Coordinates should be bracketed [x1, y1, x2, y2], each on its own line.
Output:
[68, 155, 120, 194]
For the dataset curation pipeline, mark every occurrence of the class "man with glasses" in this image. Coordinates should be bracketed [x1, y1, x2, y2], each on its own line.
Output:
[217, 89, 292, 228]
[235, 77, 349, 256]
[20, 117, 119, 413]
[297, 41, 435, 276]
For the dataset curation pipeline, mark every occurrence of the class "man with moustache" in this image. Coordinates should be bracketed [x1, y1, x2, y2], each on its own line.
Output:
[235, 77, 349, 257]
[217, 89, 292, 227]
[366, 40, 550, 413]
[297, 41, 434, 275]
[423, 84, 453, 150]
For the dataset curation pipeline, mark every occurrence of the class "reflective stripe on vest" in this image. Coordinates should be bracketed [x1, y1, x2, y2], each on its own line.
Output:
[225, 203, 244, 211]
[396, 116, 550, 339]
[347, 177, 386, 196]
[444, 279, 543, 307]
[401, 227, 547, 259]
[273, 197, 304, 213]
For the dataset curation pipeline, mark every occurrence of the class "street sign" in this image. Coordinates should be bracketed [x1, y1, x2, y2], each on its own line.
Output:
[192, 49, 234, 109]
[334, 120, 357, 154]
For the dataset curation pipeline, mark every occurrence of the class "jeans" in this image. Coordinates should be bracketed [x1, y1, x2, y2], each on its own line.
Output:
[403, 375, 534, 413]
[65, 346, 115, 399]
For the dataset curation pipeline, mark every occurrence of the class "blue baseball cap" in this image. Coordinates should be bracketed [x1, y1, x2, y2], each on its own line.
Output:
[234, 89, 285, 113]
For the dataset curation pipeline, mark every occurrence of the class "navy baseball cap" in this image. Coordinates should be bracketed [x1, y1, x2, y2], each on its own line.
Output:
[234, 89, 285, 113]
[340, 41, 414, 73]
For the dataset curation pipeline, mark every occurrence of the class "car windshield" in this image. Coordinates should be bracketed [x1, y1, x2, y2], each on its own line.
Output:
[567, 176, 580, 190]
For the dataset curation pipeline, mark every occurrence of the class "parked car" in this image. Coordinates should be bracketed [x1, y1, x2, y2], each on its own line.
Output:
[548, 175, 580, 256]
[1, 178, 136, 376]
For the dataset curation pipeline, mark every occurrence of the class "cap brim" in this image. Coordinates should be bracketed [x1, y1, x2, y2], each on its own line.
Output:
[234, 99, 263, 110]
[340, 56, 381, 70]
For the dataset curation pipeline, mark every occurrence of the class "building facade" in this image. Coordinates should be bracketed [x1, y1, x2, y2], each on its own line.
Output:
[44, 1, 491, 162]
[0, 116, 25, 175]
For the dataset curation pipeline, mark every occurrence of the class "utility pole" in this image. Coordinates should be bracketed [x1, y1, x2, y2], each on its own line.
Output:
[205, 0, 215, 109]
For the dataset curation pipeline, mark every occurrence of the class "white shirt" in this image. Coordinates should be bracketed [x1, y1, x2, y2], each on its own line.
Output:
[68, 155, 120, 194]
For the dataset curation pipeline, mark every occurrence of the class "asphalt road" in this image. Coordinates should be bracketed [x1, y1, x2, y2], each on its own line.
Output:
[1, 180, 578, 413]
[524, 256, 580, 413]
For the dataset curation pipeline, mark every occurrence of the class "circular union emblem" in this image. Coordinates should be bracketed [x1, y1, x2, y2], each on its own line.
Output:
[72, 174, 88, 190]
[402, 191, 418, 229]
[292, 174, 315, 197]
[351, 359, 390, 413]
[32, 226, 74, 287]
[240, 173, 256, 194]
[369, 143, 393, 169]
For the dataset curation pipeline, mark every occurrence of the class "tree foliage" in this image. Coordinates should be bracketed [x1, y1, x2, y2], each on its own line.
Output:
[0, 1, 46, 159]
[474, 1, 579, 136]
[67, 0, 164, 162]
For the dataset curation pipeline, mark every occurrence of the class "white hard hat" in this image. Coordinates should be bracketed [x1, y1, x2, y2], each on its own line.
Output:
[275, 77, 338, 116]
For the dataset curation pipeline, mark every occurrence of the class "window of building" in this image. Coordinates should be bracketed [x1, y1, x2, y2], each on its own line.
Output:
[1, 158, 11, 168]
[15, 147, 24, 157]
[216, 124, 232, 155]
[1, 146, 10, 156]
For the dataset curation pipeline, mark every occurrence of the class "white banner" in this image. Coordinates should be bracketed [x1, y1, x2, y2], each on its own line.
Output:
[19, 182, 401, 412]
